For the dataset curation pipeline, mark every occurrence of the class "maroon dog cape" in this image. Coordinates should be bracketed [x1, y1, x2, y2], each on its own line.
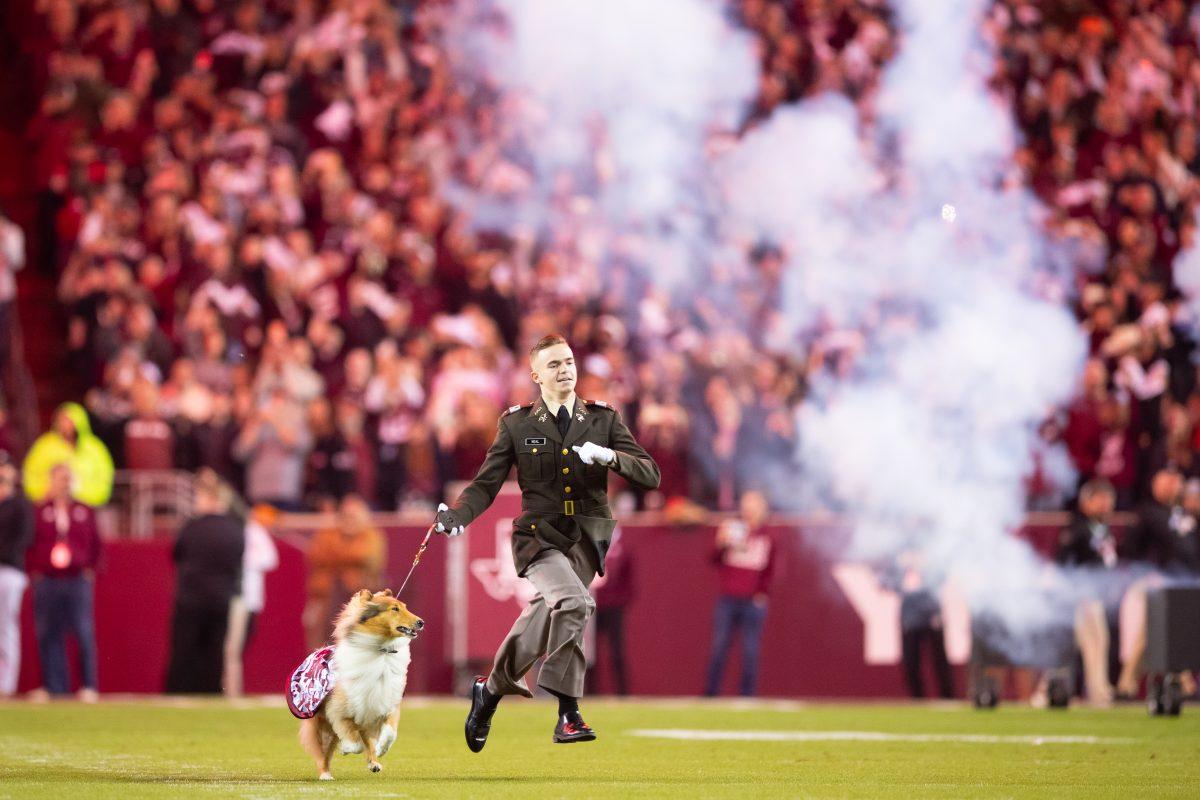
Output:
[287, 646, 337, 719]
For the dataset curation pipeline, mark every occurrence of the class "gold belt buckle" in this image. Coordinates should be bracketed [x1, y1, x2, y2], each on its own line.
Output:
[563, 500, 575, 516]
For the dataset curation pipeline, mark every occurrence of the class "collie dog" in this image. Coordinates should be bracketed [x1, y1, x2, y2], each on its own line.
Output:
[298, 589, 424, 780]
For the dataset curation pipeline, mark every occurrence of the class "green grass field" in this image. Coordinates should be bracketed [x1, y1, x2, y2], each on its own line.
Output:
[1, 697, 1198, 798]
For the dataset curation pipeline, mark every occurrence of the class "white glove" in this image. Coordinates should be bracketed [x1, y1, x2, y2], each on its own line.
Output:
[572, 442, 615, 466]
[435, 502, 464, 537]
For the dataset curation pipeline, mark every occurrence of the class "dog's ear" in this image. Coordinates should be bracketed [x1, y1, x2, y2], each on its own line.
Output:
[355, 589, 372, 603]
[359, 603, 385, 623]
[380, 588, 393, 597]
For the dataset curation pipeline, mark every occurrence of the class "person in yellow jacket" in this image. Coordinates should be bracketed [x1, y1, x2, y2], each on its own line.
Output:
[23, 403, 114, 507]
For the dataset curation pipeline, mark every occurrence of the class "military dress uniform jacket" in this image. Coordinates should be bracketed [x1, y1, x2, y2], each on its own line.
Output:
[450, 397, 660, 577]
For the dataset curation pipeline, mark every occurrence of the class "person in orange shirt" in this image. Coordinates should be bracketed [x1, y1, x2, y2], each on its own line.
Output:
[302, 494, 386, 649]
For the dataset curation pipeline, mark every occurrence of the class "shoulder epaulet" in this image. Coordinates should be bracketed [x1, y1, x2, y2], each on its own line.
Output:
[503, 402, 533, 417]
[586, 400, 614, 410]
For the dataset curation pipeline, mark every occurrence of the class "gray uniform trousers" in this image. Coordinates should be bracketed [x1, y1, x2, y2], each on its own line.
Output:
[486, 540, 598, 699]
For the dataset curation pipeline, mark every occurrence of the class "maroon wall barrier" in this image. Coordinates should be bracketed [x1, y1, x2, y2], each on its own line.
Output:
[16, 521, 1070, 697]
[17, 538, 308, 694]
[17, 528, 450, 696]
[617, 523, 910, 697]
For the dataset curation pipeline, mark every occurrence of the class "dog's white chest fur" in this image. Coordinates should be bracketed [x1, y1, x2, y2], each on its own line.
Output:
[332, 633, 411, 725]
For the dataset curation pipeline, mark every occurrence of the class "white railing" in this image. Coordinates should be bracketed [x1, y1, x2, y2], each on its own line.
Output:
[99, 469, 196, 540]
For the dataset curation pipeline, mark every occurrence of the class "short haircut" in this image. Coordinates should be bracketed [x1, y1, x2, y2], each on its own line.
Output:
[1079, 478, 1115, 502]
[195, 468, 233, 510]
[529, 333, 568, 362]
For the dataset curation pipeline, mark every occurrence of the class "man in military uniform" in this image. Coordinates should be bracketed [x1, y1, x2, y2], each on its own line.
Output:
[435, 334, 660, 751]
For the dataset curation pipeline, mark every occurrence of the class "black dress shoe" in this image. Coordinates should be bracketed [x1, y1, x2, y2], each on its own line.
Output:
[465, 677, 497, 753]
[552, 711, 597, 744]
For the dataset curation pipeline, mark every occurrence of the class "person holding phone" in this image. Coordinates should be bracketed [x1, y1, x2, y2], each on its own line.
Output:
[704, 489, 775, 697]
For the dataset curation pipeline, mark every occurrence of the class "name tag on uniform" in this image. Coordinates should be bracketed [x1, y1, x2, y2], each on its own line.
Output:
[524, 437, 547, 446]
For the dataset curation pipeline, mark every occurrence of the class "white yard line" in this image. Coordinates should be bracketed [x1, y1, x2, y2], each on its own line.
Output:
[628, 729, 1134, 745]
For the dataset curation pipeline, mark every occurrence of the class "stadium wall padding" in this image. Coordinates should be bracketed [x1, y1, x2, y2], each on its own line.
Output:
[17, 523, 1069, 697]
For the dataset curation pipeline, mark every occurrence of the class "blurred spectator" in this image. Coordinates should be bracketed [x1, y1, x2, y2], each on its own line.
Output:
[232, 386, 312, 510]
[0, 206, 24, 372]
[193, 391, 241, 484]
[1116, 467, 1189, 696]
[1176, 478, 1200, 575]
[704, 490, 774, 697]
[1057, 479, 1121, 568]
[587, 526, 634, 696]
[1123, 468, 1191, 571]
[366, 343, 426, 509]
[27, 464, 101, 702]
[303, 494, 385, 650]
[166, 470, 244, 694]
[0, 463, 34, 697]
[123, 378, 174, 470]
[23, 403, 114, 507]
[693, 377, 745, 511]
[223, 504, 279, 698]
[632, 361, 691, 507]
[1064, 359, 1113, 485]
[335, 399, 377, 504]
[306, 397, 356, 503]
[887, 552, 954, 700]
[1056, 478, 1120, 707]
[25, 77, 77, 275]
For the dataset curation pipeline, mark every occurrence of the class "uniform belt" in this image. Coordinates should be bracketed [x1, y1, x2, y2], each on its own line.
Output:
[522, 500, 610, 517]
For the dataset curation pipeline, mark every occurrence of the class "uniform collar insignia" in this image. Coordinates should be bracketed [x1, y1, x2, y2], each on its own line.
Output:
[533, 397, 586, 422]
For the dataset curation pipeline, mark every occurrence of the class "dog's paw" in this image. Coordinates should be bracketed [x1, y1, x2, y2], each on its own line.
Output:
[376, 725, 396, 756]
[368, 761, 382, 773]
[339, 740, 364, 755]
[318, 772, 334, 781]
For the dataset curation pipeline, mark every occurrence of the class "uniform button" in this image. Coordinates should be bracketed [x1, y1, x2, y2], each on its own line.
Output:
[564, 486, 572, 494]
[532, 448, 538, 454]
[562, 467, 569, 474]
[562, 449, 568, 456]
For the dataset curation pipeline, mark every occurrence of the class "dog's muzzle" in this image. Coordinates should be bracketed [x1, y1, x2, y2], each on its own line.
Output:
[396, 619, 425, 638]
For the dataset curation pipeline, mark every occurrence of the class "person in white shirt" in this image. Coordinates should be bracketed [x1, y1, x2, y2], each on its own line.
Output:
[224, 506, 280, 697]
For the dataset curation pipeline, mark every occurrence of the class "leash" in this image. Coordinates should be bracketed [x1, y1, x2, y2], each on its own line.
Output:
[396, 523, 436, 597]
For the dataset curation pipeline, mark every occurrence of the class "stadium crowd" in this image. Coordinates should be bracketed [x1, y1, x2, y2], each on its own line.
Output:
[6, 0, 1200, 532]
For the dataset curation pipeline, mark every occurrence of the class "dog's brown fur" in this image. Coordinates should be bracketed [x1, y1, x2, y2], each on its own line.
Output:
[298, 589, 422, 780]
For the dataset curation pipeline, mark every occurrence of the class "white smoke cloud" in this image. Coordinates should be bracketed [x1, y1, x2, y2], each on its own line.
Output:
[443, 0, 758, 283]
[446, 0, 1108, 658]
[719, 97, 887, 330]
[720, 0, 1090, 647]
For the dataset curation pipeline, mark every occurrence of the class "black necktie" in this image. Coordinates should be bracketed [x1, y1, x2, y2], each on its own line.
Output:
[556, 405, 571, 437]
